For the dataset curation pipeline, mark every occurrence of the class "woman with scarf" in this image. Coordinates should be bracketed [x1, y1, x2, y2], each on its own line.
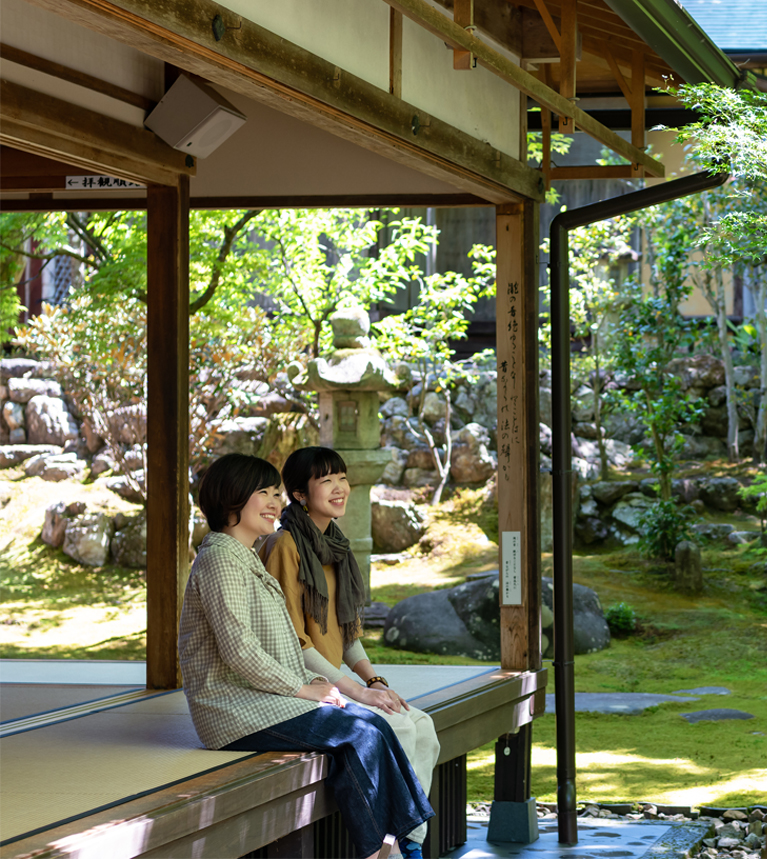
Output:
[260, 446, 440, 859]
[179, 453, 433, 859]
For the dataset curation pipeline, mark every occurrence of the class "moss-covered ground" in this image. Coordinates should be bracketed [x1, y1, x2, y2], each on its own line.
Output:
[1, 474, 765, 808]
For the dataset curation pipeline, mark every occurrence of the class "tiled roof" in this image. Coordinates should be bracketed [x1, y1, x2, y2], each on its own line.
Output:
[677, 0, 767, 52]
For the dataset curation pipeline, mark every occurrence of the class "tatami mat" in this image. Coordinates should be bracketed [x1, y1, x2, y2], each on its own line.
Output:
[0, 663, 497, 847]
[0, 691, 250, 845]
[0, 684, 141, 724]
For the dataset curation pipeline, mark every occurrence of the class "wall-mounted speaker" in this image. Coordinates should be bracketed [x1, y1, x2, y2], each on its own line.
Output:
[144, 75, 247, 159]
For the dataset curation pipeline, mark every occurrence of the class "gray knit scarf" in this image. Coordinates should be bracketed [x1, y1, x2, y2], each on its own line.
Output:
[279, 502, 365, 648]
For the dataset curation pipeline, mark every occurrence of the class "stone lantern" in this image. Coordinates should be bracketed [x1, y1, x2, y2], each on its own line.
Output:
[287, 307, 399, 597]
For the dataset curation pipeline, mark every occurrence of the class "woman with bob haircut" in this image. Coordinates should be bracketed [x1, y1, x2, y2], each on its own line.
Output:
[178, 453, 433, 859]
[260, 446, 440, 859]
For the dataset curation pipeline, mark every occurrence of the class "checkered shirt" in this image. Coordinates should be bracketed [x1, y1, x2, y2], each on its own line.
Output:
[178, 531, 323, 750]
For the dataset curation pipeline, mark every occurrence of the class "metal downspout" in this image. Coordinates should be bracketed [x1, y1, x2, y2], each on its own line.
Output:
[549, 170, 729, 845]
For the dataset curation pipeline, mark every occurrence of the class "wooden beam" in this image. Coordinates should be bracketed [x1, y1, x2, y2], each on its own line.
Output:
[26, 0, 541, 204]
[382, 0, 665, 176]
[599, 41, 633, 103]
[453, 0, 475, 70]
[631, 49, 645, 179]
[558, 0, 577, 133]
[0, 42, 155, 111]
[146, 177, 190, 690]
[531, 0, 561, 53]
[0, 79, 194, 186]
[389, 7, 403, 98]
[550, 165, 634, 179]
[582, 46, 668, 87]
[541, 66, 552, 192]
[495, 202, 541, 672]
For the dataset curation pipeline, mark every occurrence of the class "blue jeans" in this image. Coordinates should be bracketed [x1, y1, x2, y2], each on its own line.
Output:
[222, 702, 434, 856]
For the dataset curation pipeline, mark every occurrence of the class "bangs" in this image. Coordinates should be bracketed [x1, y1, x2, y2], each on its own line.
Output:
[308, 448, 348, 480]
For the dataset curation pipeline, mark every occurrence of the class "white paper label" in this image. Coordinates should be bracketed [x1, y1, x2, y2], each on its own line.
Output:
[501, 531, 522, 605]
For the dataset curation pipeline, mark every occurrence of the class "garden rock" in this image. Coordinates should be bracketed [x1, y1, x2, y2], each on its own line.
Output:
[402, 467, 438, 488]
[111, 513, 147, 567]
[572, 456, 600, 480]
[380, 446, 408, 485]
[3, 401, 24, 431]
[0, 444, 62, 468]
[91, 449, 117, 477]
[691, 522, 735, 542]
[667, 354, 725, 390]
[63, 512, 115, 566]
[729, 530, 759, 545]
[214, 416, 269, 457]
[106, 470, 145, 504]
[24, 452, 86, 482]
[539, 386, 552, 427]
[601, 412, 645, 445]
[699, 477, 742, 512]
[611, 493, 653, 533]
[371, 499, 426, 552]
[420, 392, 446, 423]
[80, 419, 105, 455]
[384, 573, 609, 661]
[9, 427, 25, 444]
[539, 423, 552, 455]
[25, 396, 79, 446]
[675, 540, 702, 592]
[41, 501, 87, 548]
[8, 378, 62, 403]
[384, 588, 497, 660]
[107, 404, 146, 445]
[406, 447, 437, 470]
[541, 575, 610, 656]
[0, 357, 51, 381]
[191, 507, 210, 549]
[380, 397, 408, 419]
[733, 365, 759, 387]
[450, 423, 496, 484]
[591, 480, 637, 506]
[381, 415, 422, 451]
[124, 445, 145, 471]
[540, 472, 553, 553]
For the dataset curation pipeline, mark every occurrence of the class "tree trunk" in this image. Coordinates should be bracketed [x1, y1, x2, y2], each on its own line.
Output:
[431, 390, 453, 505]
[751, 266, 767, 464]
[592, 337, 609, 481]
[715, 268, 740, 462]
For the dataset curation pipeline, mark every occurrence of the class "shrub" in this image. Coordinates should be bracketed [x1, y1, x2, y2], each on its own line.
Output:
[637, 499, 695, 562]
[604, 602, 637, 635]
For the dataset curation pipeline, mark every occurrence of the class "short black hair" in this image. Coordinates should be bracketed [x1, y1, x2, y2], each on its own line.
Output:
[282, 446, 347, 505]
[198, 454, 281, 532]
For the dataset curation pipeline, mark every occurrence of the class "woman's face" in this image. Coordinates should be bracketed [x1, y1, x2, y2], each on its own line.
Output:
[302, 471, 350, 525]
[234, 483, 283, 538]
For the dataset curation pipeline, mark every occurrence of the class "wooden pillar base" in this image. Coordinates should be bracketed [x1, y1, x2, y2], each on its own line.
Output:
[487, 799, 539, 844]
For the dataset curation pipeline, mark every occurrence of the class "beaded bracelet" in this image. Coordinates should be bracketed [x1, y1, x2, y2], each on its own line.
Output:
[366, 675, 389, 688]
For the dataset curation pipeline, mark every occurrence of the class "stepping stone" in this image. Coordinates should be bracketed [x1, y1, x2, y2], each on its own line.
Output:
[545, 693, 699, 715]
[681, 709, 754, 723]
[673, 686, 731, 696]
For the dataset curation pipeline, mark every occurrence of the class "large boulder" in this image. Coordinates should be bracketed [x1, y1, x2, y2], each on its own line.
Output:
[106, 471, 145, 504]
[0, 358, 51, 381]
[212, 416, 269, 457]
[450, 423, 496, 484]
[380, 446, 409, 485]
[111, 513, 147, 567]
[666, 355, 725, 390]
[611, 492, 654, 533]
[0, 444, 62, 468]
[380, 397, 409, 419]
[383, 573, 610, 660]
[25, 396, 79, 446]
[8, 378, 62, 403]
[699, 477, 742, 512]
[371, 499, 426, 552]
[2, 401, 24, 431]
[24, 452, 86, 482]
[107, 404, 146, 445]
[591, 480, 638, 506]
[63, 512, 115, 566]
[41, 501, 87, 548]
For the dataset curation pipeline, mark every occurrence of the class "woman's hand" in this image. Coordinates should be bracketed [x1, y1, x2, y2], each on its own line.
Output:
[352, 685, 403, 714]
[370, 682, 410, 712]
[297, 680, 345, 707]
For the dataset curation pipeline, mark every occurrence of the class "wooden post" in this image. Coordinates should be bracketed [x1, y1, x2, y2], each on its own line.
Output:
[146, 177, 190, 690]
[496, 201, 541, 674]
[558, 0, 577, 133]
[631, 50, 645, 179]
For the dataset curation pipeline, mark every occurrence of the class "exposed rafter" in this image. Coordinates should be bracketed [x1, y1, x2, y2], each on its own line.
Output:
[383, 0, 665, 176]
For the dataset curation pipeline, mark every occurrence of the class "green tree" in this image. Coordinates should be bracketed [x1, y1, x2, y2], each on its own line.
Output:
[568, 216, 635, 480]
[666, 83, 767, 462]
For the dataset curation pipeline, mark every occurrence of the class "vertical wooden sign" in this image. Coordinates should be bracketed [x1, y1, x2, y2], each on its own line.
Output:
[496, 202, 541, 672]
